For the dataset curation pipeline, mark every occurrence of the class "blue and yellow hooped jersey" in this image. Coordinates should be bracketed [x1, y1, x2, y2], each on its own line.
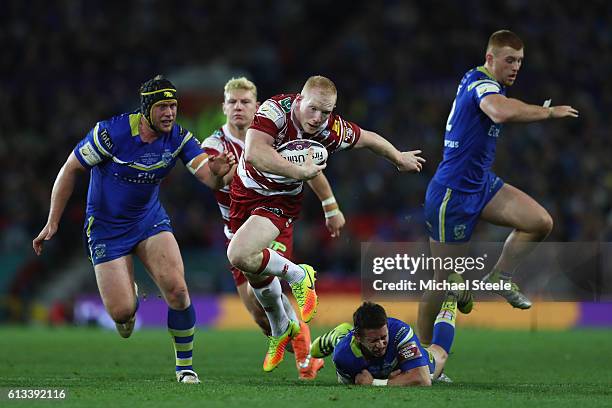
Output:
[332, 318, 430, 383]
[73, 111, 203, 224]
[432, 66, 507, 193]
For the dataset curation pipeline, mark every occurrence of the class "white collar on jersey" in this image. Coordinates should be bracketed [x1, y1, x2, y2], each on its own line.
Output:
[222, 124, 246, 148]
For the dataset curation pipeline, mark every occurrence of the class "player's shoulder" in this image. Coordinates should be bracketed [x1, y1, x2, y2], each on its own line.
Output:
[201, 128, 226, 152]
[462, 67, 501, 88]
[163, 123, 195, 151]
[387, 317, 416, 343]
[256, 94, 295, 129]
[210, 128, 225, 138]
[98, 112, 134, 136]
[327, 112, 353, 132]
[323, 113, 360, 150]
[332, 332, 358, 362]
[89, 112, 137, 154]
[174, 123, 193, 139]
[267, 93, 297, 113]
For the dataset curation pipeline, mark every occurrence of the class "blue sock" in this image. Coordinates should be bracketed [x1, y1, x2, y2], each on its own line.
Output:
[168, 304, 196, 372]
[431, 297, 457, 354]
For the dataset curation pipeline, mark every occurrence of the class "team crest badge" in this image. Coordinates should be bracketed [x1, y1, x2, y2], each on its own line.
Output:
[93, 244, 106, 259]
[162, 151, 173, 166]
[453, 224, 466, 240]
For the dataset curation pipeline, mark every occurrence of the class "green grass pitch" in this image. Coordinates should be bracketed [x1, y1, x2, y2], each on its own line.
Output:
[0, 327, 611, 407]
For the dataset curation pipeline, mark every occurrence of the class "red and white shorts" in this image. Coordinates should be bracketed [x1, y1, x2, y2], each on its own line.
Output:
[228, 181, 302, 286]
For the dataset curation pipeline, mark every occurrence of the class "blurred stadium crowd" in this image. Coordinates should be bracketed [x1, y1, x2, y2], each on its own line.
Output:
[1, 1, 611, 320]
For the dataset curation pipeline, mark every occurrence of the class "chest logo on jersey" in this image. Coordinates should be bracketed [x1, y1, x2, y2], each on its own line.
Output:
[137, 149, 172, 167]
[162, 150, 173, 165]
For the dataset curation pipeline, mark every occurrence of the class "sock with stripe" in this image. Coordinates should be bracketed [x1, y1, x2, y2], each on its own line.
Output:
[168, 304, 196, 372]
[257, 248, 305, 285]
[431, 295, 457, 354]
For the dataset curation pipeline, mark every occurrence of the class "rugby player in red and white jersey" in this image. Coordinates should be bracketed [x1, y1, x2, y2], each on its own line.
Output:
[227, 75, 426, 372]
[199, 77, 343, 378]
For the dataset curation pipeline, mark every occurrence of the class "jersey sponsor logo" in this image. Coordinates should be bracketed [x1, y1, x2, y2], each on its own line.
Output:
[259, 100, 285, 125]
[279, 97, 292, 113]
[397, 341, 422, 363]
[99, 128, 115, 152]
[343, 126, 354, 143]
[114, 172, 159, 184]
[332, 119, 340, 135]
[260, 206, 284, 217]
[487, 124, 501, 138]
[489, 176, 502, 192]
[269, 240, 287, 253]
[475, 82, 500, 98]
[79, 141, 102, 166]
[394, 326, 411, 345]
[444, 139, 459, 148]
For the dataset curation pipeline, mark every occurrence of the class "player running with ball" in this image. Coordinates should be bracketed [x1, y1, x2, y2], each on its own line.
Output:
[200, 77, 345, 379]
[226, 75, 425, 372]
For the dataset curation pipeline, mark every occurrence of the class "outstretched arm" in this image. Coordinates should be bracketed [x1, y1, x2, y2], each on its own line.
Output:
[307, 173, 345, 238]
[354, 129, 425, 172]
[190, 152, 236, 190]
[33, 152, 86, 255]
[480, 94, 579, 124]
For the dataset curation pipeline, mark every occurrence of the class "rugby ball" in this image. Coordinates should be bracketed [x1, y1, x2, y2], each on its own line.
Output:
[278, 139, 328, 166]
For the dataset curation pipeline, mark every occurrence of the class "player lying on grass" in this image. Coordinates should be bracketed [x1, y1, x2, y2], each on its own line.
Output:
[312, 274, 467, 386]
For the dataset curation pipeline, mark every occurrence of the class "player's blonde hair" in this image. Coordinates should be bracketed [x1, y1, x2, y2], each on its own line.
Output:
[486, 30, 524, 54]
[224, 77, 257, 100]
[301, 75, 337, 96]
